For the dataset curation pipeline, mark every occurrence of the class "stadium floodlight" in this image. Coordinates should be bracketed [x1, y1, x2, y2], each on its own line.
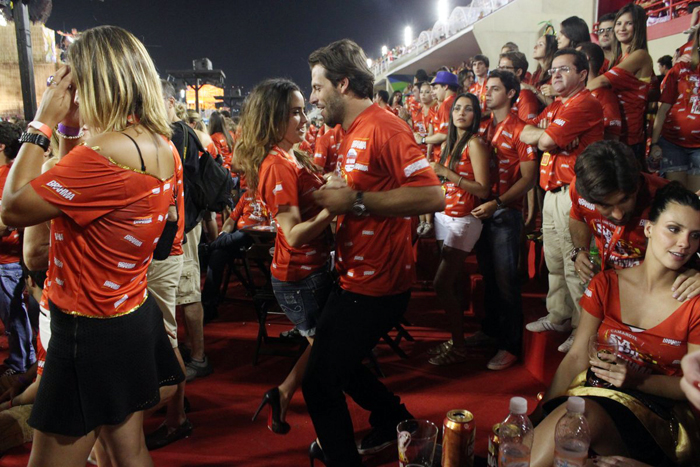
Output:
[381, 45, 388, 56]
[437, 0, 449, 22]
[404, 26, 412, 46]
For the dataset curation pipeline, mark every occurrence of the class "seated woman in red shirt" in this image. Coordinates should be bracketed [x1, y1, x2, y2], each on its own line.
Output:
[522, 34, 558, 108]
[209, 111, 234, 170]
[427, 93, 491, 365]
[530, 182, 700, 467]
[588, 3, 654, 162]
[1, 26, 183, 466]
[237, 79, 334, 435]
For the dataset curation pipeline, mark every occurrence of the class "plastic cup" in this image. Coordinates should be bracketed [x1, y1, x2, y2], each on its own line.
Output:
[397, 419, 438, 467]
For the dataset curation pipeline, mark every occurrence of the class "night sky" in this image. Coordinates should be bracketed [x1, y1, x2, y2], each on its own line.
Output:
[46, 0, 444, 96]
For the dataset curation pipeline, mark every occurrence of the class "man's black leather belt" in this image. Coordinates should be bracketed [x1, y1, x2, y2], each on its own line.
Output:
[549, 184, 569, 194]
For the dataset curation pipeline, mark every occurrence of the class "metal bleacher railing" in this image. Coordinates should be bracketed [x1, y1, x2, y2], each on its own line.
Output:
[370, 0, 514, 77]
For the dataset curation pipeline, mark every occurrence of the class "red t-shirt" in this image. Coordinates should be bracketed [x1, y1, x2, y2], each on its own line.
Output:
[313, 124, 345, 174]
[335, 104, 441, 296]
[570, 173, 668, 269]
[681, 40, 694, 57]
[469, 79, 488, 112]
[591, 87, 623, 139]
[36, 333, 45, 377]
[481, 114, 537, 211]
[258, 146, 329, 282]
[229, 191, 269, 230]
[441, 140, 483, 217]
[169, 143, 185, 257]
[533, 88, 604, 191]
[604, 66, 651, 146]
[412, 104, 437, 158]
[211, 132, 232, 169]
[581, 270, 700, 376]
[660, 62, 700, 148]
[512, 88, 540, 122]
[30, 144, 177, 318]
[407, 94, 422, 114]
[0, 164, 21, 264]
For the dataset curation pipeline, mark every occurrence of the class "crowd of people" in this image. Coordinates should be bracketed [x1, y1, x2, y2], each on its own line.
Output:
[1, 2, 700, 466]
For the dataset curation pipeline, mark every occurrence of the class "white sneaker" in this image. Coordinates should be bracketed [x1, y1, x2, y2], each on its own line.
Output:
[558, 332, 576, 353]
[525, 316, 572, 333]
[416, 221, 426, 236]
[487, 350, 518, 370]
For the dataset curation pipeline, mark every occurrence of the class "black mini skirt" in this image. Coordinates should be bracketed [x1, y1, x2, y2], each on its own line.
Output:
[28, 294, 184, 437]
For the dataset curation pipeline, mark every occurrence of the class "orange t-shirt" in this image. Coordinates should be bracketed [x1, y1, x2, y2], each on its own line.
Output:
[0, 164, 21, 264]
[591, 87, 623, 139]
[581, 270, 700, 376]
[258, 146, 329, 282]
[30, 144, 177, 318]
[603, 66, 651, 146]
[441, 141, 482, 217]
[229, 191, 269, 230]
[481, 114, 537, 211]
[211, 132, 232, 169]
[469, 79, 488, 112]
[313, 124, 344, 174]
[36, 334, 46, 377]
[533, 88, 604, 191]
[660, 62, 700, 148]
[570, 173, 668, 269]
[335, 104, 441, 296]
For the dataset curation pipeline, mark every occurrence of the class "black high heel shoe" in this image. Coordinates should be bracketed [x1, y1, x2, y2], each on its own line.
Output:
[308, 440, 327, 466]
[252, 387, 290, 435]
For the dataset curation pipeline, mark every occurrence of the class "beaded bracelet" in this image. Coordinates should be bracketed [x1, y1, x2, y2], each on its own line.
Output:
[56, 128, 85, 139]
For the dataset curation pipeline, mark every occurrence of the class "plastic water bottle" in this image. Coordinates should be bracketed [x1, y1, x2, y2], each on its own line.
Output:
[498, 397, 533, 467]
[589, 245, 601, 271]
[553, 397, 590, 467]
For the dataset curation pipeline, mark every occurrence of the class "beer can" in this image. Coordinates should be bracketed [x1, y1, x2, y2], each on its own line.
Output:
[487, 423, 500, 467]
[441, 409, 475, 467]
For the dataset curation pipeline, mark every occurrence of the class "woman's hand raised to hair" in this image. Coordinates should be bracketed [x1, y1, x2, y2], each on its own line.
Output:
[35, 66, 76, 128]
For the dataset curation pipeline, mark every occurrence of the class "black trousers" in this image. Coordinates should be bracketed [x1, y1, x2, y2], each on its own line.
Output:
[302, 286, 413, 467]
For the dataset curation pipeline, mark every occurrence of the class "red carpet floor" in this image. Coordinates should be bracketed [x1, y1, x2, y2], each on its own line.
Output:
[0, 272, 563, 466]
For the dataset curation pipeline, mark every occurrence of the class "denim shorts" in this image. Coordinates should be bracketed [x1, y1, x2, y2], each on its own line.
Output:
[658, 137, 700, 176]
[271, 269, 333, 337]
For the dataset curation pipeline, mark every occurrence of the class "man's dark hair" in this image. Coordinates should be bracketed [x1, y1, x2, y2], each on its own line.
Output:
[487, 69, 520, 105]
[220, 109, 231, 118]
[473, 54, 490, 68]
[649, 181, 700, 223]
[578, 42, 605, 76]
[308, 39, 374, 99]
[598, 12, 616, 24]
[500, 51, 529, 79]
[553, 48, 590, 83]
[376, 90, 389, 104]
[560, 16, 591, 49]
[0, 122, 22, 160]
[574, 140, 641, 204]
[657, 55, 673, 70]
[501, 41, 519, 52]
[415, 69, 429, 83]
[161, 79, 176, 100]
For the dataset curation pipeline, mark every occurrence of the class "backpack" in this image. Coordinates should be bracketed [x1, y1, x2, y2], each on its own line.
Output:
[174, 121, 235, 233]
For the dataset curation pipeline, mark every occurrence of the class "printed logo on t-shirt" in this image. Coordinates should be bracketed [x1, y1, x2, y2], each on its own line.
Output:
[103, 280, 120, 290]
[124, 235, 143, 247]
[404, 158, 429, 178]
[46, 180, 76, 201]
[584, 288, 592, 297]
[578, 197, 595, 211]
[133, 217, 153, 225]
[662, 338, 682, 347]
[553, 118, 566, 127]
[117, 261, 136, 269]
[345, 149, 358, 172]
[114, 294, 129, 309]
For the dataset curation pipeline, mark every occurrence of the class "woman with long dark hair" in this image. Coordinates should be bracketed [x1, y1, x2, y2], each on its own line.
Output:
[427, 93, 491, 365]
[209, 110, 234, 171]
[523, 34, 558, 107]
[2, 25, 183, 466]
[589, 3, 654, 160]
[530, 182, 700, 466]
[236, 79, 334, 434]
[558, 16, 591, 50]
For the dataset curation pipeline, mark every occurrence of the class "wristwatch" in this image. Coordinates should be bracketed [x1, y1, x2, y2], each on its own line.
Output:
[351, 191, 368, 217]
[421, 136, 426, 145]
[570, 246, 588, 262]
[19, 132, 50, 152]
[495, 196, 504, 210]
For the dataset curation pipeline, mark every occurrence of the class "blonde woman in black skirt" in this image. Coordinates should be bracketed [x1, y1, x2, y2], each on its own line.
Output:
[2, 26, 183, 466]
